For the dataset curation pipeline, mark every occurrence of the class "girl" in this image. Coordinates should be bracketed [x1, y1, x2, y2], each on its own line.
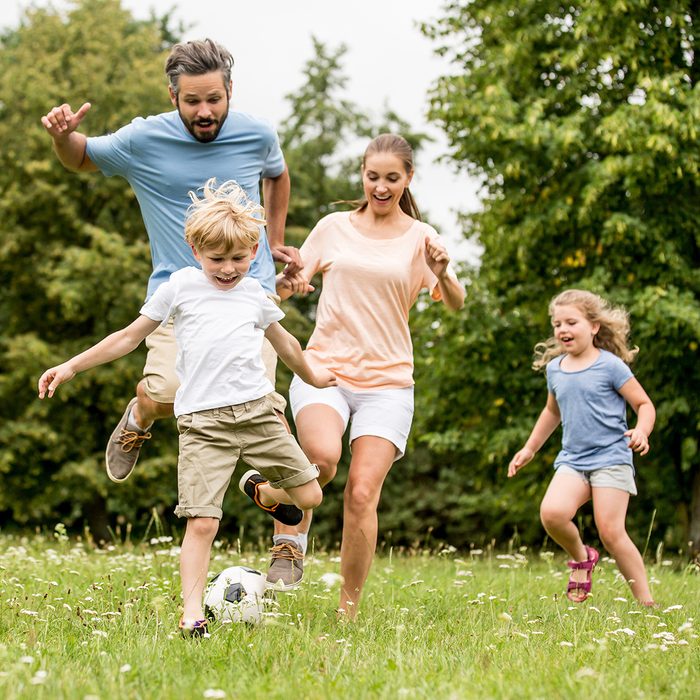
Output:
[508, 289, 656, 605]
[277, 133, 465, 616]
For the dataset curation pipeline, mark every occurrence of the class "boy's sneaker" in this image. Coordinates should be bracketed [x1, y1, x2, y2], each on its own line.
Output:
[266, 538, 304, 590]
[178, 618, 208, 638]
[238, 470, 303, 526]
[105, 398, 152, 483]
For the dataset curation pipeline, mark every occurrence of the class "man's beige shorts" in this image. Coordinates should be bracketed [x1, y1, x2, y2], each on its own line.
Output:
[174, 395, 319, 519]
[142, 317, 287, 413]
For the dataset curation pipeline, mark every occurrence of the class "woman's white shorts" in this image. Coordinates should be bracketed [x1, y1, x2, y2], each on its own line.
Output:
[289, 376, 414, 461]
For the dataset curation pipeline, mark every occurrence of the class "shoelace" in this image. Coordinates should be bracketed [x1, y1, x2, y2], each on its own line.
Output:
[270, 543, 304, 561]
[116, 428, 152, 452]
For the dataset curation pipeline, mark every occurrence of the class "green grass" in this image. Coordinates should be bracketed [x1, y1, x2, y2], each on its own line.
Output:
[0, 532, 697, 699]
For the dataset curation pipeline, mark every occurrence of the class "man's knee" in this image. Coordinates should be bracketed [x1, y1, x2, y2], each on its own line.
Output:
[136, 381, 174, 421]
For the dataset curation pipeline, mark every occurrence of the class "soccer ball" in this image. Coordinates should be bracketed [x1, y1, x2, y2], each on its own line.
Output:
[203, 566, 267, 624]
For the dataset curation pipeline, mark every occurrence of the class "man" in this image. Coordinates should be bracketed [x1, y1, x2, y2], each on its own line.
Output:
[41, 38, 306, 587]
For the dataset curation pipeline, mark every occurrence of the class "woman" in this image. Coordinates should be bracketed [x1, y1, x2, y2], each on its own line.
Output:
[278, 133, 465, 617]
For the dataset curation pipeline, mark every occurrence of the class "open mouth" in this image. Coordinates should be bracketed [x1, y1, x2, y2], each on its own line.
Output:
[216, 275, 238, 285]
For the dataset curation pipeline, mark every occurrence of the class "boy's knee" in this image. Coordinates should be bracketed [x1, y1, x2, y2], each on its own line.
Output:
[187, 517, 219, 539]
[296, 481, 323, 510]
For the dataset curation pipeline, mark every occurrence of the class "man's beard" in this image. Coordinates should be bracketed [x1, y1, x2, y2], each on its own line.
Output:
[178, 101, 228, 143]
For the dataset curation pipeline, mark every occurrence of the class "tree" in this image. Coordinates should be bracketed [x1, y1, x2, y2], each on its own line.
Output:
[0, 0, 177, 539]
[417, 1, 700, 553]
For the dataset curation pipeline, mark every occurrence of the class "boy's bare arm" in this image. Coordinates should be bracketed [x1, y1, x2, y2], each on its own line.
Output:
[38, 316, 160, 398]
[264, 322, 335, 388]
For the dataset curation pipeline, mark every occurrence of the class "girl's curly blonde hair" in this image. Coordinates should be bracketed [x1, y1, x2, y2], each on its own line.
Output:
[532, 289, 639, 370]
[185, 178, 265, 252]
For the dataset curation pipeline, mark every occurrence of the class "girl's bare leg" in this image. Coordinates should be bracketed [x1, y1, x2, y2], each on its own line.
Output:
[540, 473, 592, 590]
[592, 487, 654, 604]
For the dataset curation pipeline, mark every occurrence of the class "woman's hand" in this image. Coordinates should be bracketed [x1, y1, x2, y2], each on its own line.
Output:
[424, 235, 450, 278]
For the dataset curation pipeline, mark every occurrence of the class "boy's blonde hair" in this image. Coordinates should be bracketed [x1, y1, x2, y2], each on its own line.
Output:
[185, 178, 265, 252]
[532, 289, 639, 370]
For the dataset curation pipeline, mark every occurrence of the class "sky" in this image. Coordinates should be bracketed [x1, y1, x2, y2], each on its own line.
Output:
[7, 0, 482, 261]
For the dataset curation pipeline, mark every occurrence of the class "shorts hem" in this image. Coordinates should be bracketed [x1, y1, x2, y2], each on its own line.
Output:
[266, 463, 320, 490]
[142, 377, 176, 405]
[349, 426, 407, 461]
[174, 505, 222, 519]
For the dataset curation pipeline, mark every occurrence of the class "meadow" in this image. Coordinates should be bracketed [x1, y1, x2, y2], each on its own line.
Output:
[0, 529, 697, 699]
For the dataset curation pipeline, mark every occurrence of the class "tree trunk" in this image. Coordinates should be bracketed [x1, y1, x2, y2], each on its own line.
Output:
[689, 465, 700, 560]
[83, 496, 112, 545]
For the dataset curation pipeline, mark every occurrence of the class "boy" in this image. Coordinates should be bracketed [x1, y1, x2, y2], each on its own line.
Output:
[38, 179, 335, 635]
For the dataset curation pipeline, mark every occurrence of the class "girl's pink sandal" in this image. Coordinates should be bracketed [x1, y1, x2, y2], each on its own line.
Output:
[566, 545, 599, 602]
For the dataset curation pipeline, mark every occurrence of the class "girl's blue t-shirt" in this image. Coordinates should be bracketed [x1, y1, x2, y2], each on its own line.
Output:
[86, 110, 284, 298]
[546, 349, 634, 471]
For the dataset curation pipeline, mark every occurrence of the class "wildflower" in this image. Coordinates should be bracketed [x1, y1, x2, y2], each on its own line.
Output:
[120, 664, 132, 673]
[19, 656, 34, 664]
[498, 612, 512, 622]
[319, 573, 344, 588]
[663, 605, 683, 613]
[203, 690, 226, 699]
[30, 670, 48, 685]
[560, 641, 574, 647]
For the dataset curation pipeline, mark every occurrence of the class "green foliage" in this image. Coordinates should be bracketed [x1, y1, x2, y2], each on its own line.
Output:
[0, 0, 174, 534]
[414, 1, 700, 550]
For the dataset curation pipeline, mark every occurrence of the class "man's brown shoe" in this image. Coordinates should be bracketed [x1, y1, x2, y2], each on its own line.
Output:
[105, 398, 151, 483]
[266, 538, 304, 590]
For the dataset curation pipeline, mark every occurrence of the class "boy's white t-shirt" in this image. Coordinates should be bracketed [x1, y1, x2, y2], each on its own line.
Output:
[140, 267, 284, 416]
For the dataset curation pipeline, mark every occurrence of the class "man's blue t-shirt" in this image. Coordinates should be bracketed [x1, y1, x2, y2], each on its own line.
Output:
[546, 349, 635, 471]
[86, 110, 284, 297]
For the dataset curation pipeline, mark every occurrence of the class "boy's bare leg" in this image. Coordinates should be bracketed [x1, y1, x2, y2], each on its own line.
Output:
[256, 480, 322, 511]
[180, 517, 219, 621]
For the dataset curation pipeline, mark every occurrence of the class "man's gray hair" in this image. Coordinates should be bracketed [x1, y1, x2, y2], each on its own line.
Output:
[165, 39, 234, 96]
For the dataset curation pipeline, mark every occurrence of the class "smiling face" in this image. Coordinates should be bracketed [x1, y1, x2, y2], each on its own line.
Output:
[551, 303, 600, 357]
[361, 152, 413, 217]
[170, 71, 230, 143]
[193, 243, 257, 291]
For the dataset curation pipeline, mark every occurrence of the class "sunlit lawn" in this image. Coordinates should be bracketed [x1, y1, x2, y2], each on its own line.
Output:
[0, 531, 698, 699]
